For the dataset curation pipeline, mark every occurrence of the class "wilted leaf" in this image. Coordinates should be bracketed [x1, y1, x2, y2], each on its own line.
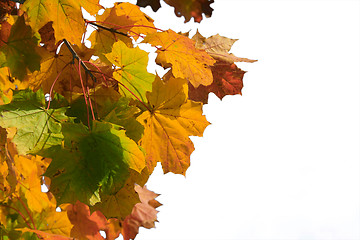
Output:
[192, 31, 257, 63]
[143, 30, 215, 88]
[137, 76, 209, 174]
[121, 185, 161, 240]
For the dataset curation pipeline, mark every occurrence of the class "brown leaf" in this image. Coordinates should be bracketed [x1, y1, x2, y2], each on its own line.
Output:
[164, 0, 214, 23]
[192, 31, 257, 63]
[38, 22, 58, 52]
[121, 185, 161, 240]
[188, 60, 246, 104]
[136, 0, 161, 11]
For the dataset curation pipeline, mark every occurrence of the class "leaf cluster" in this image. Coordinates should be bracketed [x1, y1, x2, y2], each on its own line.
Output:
[0, 0, 255, 239]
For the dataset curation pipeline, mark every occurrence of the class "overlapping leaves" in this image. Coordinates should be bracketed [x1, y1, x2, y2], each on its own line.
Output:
[0, 1, 255, 239]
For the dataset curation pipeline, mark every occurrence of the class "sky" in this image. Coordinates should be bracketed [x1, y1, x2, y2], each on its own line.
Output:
[94, 1, 360, 239]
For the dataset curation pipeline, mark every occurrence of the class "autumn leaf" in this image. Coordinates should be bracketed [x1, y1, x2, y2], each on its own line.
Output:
[96, 2, 156, 39]
[192, 31, 257, 63]
[18, 209, 73, 238]
[105, 40, 155, 103]
[163, 0, 214, 23]
[121, 185, 161, 240]
[43, 121, 145, 205]
[91, 168, 150, 221]
[137, 76, 209, 175]
[21, 0, 102, 46]
[143, 30, 215, 88]
[136, 0, 161, 11]
[0, 89, 69, 155]
[188, 60, 246, 103]
[189, 31, 255, 103]
[65, 201, 108, 240]
[91, 87, 144, 142]
[28, 43, 96, 97]
[0, 15, 41, 80]
[13, 155, 55, 213]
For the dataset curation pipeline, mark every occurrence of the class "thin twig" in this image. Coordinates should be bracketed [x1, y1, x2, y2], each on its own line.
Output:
[85, 21, 128, 37]
[62, 39, 96, 82]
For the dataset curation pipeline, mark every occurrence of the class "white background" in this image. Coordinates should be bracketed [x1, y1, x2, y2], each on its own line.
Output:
[97, 1, 360, 239]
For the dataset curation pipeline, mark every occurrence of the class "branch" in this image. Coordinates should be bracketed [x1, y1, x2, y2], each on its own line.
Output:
[62, 39, 96, 82]
[85, 21, 128, 37]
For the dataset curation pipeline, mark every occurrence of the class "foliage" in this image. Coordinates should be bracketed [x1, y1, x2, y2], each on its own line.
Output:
[0, 0, 255, 239]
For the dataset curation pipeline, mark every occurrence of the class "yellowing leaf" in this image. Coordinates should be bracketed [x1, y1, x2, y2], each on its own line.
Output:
[91, 168, 150, 221]
[21, 0, 101, 46]
[143, 30, 215, 88]
[19, 210, 73, 238]
[105, 40, 155, 103]
[97, 2, 156, 39]
[137, 76, 209, 175]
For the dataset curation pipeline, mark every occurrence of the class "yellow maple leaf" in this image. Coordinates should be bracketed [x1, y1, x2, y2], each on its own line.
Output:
[143, 30, 216, 88]
[21, 0, 101, 46]
[137, 76, 209, 175]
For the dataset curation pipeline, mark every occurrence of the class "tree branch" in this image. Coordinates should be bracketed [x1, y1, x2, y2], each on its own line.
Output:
[62, 39, 96, 82]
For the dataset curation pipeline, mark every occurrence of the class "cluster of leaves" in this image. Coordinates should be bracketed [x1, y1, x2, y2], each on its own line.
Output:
[0, 0, 255, 239]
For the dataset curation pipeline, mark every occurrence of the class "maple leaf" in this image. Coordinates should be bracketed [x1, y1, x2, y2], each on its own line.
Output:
[43, 121, 145, 205]
[136, 0, 161, 11]
[21, 0, 102, 46]
[18, 209, 73, 238]
[121, 185, 161, 240]
[188, 60, 246, 103]
[0, 89, 69, 155]
[65, 201, 108, 240]
[163, 0, 214, 23]
[28, 43, 96, 97]
[91, 168, 150, 221]
[0, 15, 41, 80]
[96, 2, 156, 39]
[137, 75, 209, 175]
[188, 31, 255, 103]
[192, 31, 257, 63]
[105, 40, 155, 103]
[13, 155, 55, 213]
[91, 87, 144, 142]
[143, 30, 215, 88]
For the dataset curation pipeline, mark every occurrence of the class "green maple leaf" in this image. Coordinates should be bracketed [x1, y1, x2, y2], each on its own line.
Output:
[0, 89, 69, 155]
[43, 121, 145, 206]
[105, 40, 155, 103]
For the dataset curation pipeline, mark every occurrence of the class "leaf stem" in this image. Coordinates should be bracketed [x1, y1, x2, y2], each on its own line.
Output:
[62, 39, 96, 82]
[0, 204, 32, 229]
[17, 197, 36, 230]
